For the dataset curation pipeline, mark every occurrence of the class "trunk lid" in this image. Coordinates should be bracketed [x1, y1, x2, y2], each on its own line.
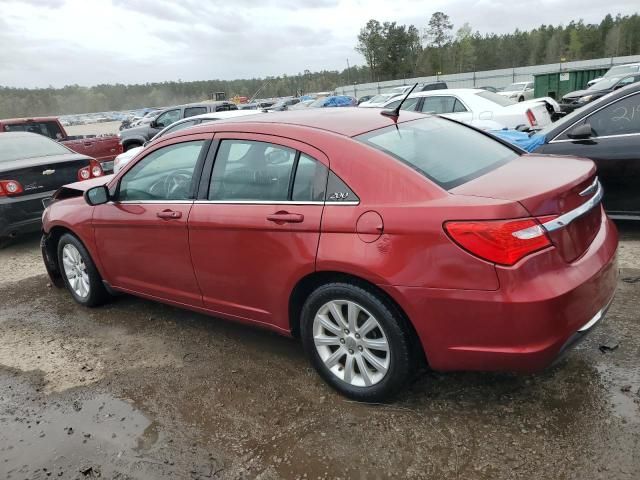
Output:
[450, 154, 602, 263]
[502, 101, 552, 128]
[0, 154, 91, 195]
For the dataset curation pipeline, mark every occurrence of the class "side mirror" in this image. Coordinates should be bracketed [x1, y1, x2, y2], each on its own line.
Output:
[567, 123, 593, 139]
[613, 84, 624, 90]
[84, 185, 110, 206]
[149, 120, 158, 128]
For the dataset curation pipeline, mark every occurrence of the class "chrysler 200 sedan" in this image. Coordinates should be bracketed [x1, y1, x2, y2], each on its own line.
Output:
[41, 109, 618, 400]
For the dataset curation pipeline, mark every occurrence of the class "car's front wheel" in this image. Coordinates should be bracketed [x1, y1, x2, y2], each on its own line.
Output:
[301, 282, 413, 401]
[57, 233, 110, 307]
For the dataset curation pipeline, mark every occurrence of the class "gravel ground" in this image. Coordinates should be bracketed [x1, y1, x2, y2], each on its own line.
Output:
[0, 224, 638, 479]
[65, 121, 122, 137]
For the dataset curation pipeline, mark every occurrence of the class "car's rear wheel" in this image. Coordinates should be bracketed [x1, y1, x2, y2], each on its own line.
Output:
[57, 233, 110, 307]
[518, 96, 524, 102]
[300, 282, 412, 401]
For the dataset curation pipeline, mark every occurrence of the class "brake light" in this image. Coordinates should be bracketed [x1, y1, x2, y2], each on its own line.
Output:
[77, 160, 104, 181]
[525, 109, 538, 127]
[0, 180, 24, 197]
[444, 217, 553, 266]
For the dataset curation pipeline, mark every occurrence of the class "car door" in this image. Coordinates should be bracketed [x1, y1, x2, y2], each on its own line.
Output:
[188, 133, 328, 330]
[92, 134, 211, 304]
[543, 91, 640, 216]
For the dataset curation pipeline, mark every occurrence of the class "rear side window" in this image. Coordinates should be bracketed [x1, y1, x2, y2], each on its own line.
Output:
[3, 121, 64, 140]
[356, 116, 518, 190]
[292, 154, 328, 202]
[184, 107, 207, 118]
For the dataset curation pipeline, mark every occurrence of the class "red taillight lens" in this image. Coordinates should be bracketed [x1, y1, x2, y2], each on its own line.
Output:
[0, 180, 24, 197]
[77, 160, 104, 181]
[444, 218, 552, 266]
[525, 109, 537, 127]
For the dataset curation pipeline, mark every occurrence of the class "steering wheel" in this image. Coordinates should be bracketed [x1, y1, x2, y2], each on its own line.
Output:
[148, 169, 192, 199]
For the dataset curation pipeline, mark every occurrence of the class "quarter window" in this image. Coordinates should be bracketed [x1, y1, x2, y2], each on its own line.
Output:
[118, 141, 205, 201]
[209, 140, 296, 201]
[586, 93, 640, 137]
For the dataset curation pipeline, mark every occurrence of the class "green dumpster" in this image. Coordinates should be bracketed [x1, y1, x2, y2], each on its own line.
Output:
[534, 68, 609, 99]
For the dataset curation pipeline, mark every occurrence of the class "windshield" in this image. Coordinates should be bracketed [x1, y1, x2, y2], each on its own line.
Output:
[502, 83, 526, 92]
[356, 116, 518, 190]
[587, 77, 619, 91]
[0, 133, 71, 163]
[476, 91, 516, 107]
[605, 65, 639, 78]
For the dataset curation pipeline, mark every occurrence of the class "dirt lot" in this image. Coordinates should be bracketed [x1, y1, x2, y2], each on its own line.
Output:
[0, 224, 639, 479]
[65, 121, 122, 137]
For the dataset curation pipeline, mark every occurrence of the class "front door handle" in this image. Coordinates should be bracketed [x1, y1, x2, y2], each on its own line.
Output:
[157, 209, 182, 219]
[266, 211, 304, 224]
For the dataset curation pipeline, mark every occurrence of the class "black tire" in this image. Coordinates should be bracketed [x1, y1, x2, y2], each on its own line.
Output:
[57, 233, 110, 307]
[124, 142, 141, 152]
[518, 96, 524, 102]
[300, 282, 413, 402]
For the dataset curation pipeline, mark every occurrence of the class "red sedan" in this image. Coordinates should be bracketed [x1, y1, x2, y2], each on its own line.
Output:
[41, 109, 618, 400]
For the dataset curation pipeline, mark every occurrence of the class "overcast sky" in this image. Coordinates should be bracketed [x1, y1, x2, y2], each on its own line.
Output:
[1, 0, 638, 88]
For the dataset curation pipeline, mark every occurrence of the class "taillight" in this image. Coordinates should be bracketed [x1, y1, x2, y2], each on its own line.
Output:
[77, 160, 104, 181]
[0, 180, 24, 197]
[444, 217, 553, 266]
[525, 109, 538, 127]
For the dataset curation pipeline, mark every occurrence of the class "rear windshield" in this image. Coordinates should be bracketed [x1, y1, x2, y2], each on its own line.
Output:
[356, 116, 518, 190]
[0, 133, 71, 163]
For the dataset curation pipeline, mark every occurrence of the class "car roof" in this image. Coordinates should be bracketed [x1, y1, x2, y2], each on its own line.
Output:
[0, 131, 48, 139]
[179, 108, 427, 138]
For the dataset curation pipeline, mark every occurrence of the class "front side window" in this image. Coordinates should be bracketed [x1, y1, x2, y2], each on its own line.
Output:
[357, 116, 518, 190]
[184, 107, 207, 118]
[586, 93, 640, 137]
[118, 141, 205, 201]
[209, 140, 296, 201]
[155, 109, 181, 128]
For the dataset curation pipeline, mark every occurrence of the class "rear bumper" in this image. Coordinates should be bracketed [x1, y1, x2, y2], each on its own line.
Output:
[384, 212, 619, 373]
[0, 191, 53, 238]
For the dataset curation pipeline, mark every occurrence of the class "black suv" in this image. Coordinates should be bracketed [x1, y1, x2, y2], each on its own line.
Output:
[119, 101, 237, 151]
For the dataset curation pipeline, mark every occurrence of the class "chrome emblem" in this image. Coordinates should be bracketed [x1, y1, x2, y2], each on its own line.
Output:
[329, 192, 349, 200]
[579, 177, 599, 197]
[42, 169, 56, 176]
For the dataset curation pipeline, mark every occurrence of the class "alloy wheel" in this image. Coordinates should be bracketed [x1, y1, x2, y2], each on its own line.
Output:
[61, 243, 90, 299]
[312, 300, 390, 387]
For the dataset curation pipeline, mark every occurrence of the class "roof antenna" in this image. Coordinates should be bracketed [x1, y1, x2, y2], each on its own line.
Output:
[381, 83, 418, 119]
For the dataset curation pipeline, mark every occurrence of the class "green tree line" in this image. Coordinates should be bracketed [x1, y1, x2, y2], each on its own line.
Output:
[1, 12, 639, 117]
[357, 12, 640, 81]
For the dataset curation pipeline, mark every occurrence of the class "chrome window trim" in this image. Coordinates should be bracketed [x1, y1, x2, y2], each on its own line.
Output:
[192, 200, 359, 206]
[114, 200, 194, 204]
[547, 132, 640, 144]
[579, 176, 599, 197]
[541, 179, 603, 233]
[549, 90, 640, 143]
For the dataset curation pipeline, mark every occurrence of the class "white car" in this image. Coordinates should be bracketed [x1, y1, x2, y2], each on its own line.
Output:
[358, 93, 403, 108]
[380, 89, 552, 130]
[113, 110, 264, 173]
[586, 62, 640, 87]
[497, 82, 535, 102]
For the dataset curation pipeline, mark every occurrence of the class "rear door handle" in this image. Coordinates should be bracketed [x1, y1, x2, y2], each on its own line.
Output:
[83, 142, 93, 147]
[157, 209, 182, 219]
[266, 212, 304, 224]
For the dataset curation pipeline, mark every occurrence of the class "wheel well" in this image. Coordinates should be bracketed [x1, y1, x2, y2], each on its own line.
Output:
[288, 271, 427, 365]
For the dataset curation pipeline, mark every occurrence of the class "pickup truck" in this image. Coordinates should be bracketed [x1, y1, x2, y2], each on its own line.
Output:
[118, 101, 238, 151]
[0, 117, 123, 172]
